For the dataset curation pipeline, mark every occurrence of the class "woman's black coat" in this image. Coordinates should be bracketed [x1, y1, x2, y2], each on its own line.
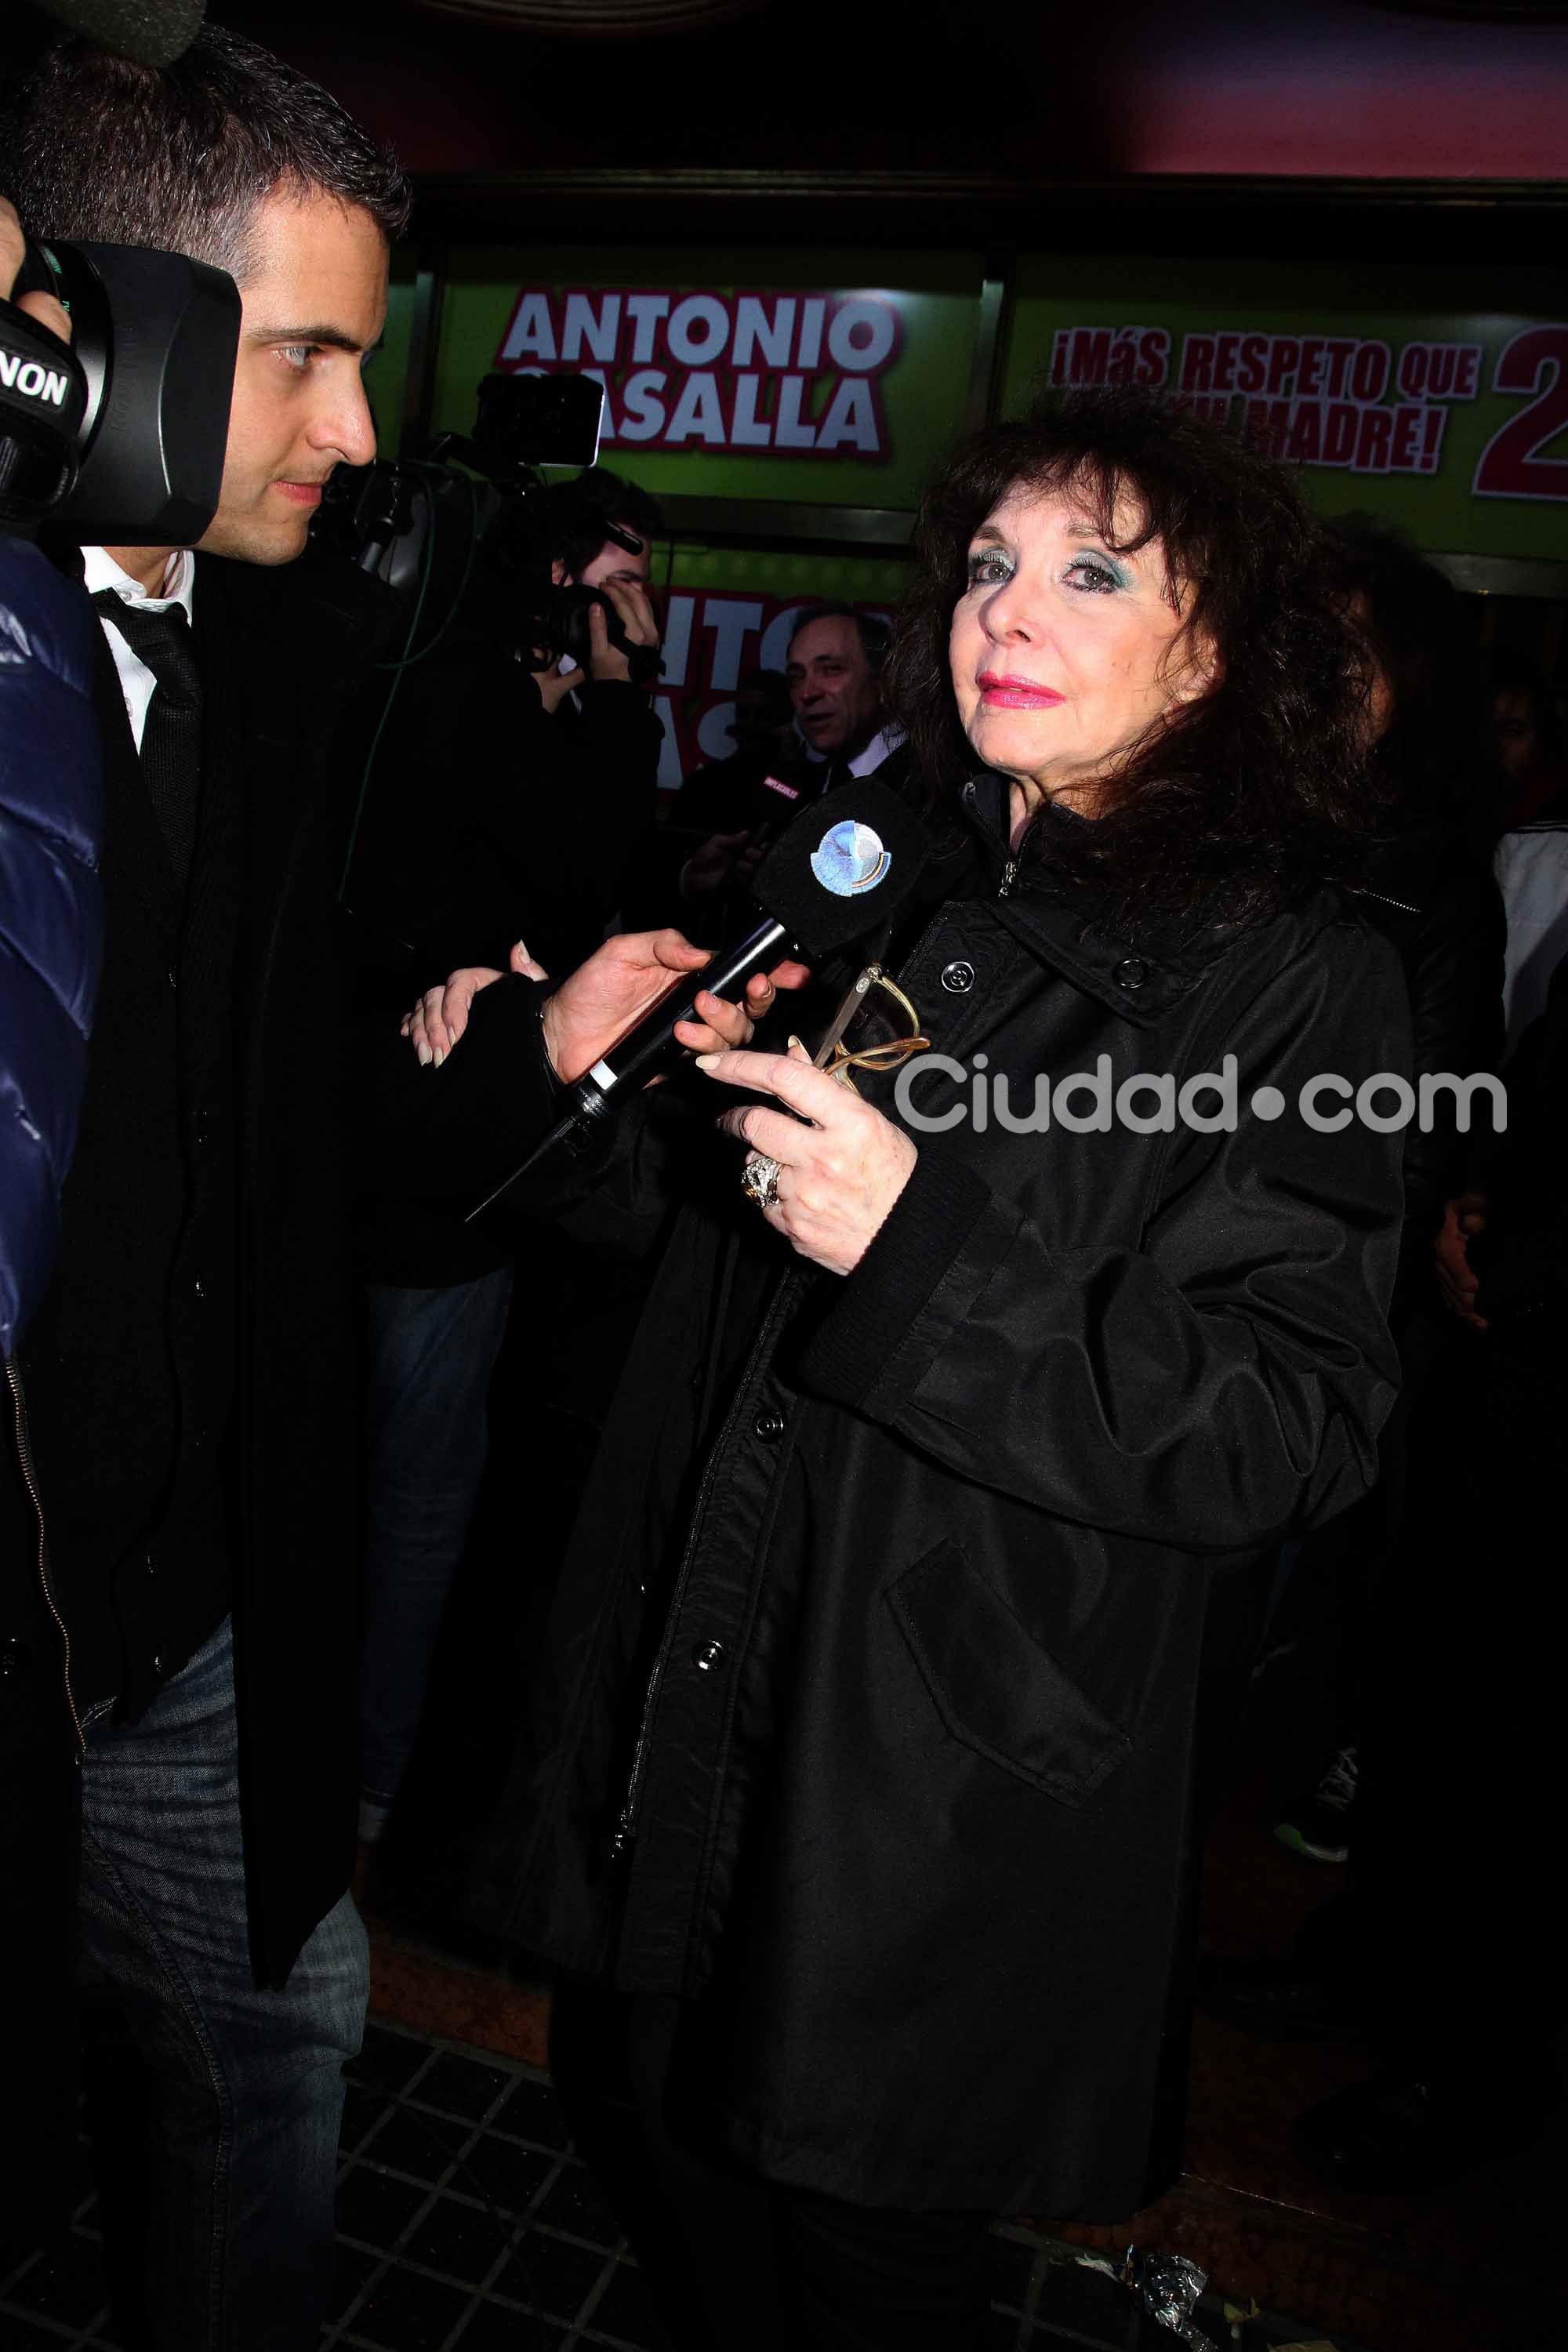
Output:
[463, 775, 1410, 2220]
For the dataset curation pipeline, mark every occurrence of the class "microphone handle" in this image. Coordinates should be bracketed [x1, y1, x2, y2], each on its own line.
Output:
[463, 916, 792, 1224]
[572, 916, 790, 1109]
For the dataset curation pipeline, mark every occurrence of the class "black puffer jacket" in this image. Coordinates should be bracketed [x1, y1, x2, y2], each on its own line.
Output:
[458, 775, 1409, 2222]
[0, 536, 103, 1357]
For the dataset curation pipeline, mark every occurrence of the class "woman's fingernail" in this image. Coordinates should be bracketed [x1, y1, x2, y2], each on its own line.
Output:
[433, 1047, 445, 1069]
[416, 1042, 432, 1067]
[695, 1053, 720, 1069]
[787, 1034, 804, 1053]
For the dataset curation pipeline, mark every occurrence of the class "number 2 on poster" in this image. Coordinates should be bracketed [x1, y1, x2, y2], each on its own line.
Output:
[1473, 325, 1568, 503]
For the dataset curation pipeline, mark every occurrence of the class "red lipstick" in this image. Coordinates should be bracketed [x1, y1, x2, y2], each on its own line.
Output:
[978, 673, 1065, 708]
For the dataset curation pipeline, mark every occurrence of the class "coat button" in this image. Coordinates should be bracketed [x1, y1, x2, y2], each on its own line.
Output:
[753, 1409, 786, 1442]
[1113, 956, 1149, 990]
[691, 1640, 724, 1671]
[151, 1653, 163, 1675]
[940, 960, 975, 994]
[192, 1276, 206, 1301]
[167, 968, 179, 989]
[0, 1635, 30, 1678]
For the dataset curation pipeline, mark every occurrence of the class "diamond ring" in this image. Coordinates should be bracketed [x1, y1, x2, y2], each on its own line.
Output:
[740, 1152, 782, 1210]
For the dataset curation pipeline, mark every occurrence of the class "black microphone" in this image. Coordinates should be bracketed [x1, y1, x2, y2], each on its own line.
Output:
[467, 776, 930, 1219]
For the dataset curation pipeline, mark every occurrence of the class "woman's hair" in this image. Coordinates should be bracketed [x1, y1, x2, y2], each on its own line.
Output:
[887, 386, 1381, 931]
[1327, 512, 1487, 833]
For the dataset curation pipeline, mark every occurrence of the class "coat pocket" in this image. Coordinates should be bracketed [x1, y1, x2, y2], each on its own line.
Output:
[887, 1539, 1131, 1807]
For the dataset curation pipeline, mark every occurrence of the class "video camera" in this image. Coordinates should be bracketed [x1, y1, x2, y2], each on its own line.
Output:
[313, 369, 659, 684]
[0, 234, 240, 546]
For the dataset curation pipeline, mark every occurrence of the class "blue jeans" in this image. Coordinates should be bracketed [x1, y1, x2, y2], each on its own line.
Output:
[78, 1614, 368, 2350]
[360, 1269, 514, 1806]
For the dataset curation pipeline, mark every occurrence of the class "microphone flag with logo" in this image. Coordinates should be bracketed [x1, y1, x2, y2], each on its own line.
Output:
[466, 776, 931, 1218]
[747, 775, 927, 956]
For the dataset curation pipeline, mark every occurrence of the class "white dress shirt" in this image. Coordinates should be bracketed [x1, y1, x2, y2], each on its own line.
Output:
[1495, 821, 1568, 1050]
[802, 723, 904, 780]
[83, 545, 197, 755]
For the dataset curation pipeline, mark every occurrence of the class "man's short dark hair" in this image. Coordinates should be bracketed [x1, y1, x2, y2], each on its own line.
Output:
[3, 26, 412, 282]
[538, 468, 665, 578]
[787, 603, 892, 673]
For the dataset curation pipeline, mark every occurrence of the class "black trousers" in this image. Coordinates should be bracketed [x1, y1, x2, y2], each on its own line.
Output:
[549, 1982, 992, 2352]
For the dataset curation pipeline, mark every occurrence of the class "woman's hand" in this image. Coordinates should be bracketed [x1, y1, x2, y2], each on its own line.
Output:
[542, 931, 808, 1083]
[697, 1042, 917, 1276]
[402, 938, 549, 1066]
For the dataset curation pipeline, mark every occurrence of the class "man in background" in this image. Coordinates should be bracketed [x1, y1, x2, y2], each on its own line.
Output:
[641, 603, 898, 941]
[786, 601, 897, 785]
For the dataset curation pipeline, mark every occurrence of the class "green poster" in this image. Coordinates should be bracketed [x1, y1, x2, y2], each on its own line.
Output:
[1001, 254, 1568, 563]
[365, 255, 419, 460]
[431, 246, 985, 507]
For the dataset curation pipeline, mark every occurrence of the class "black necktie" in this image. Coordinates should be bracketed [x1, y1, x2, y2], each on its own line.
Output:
[94, 591, 202, 887]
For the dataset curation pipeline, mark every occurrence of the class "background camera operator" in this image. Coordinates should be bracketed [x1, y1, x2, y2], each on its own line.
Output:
[345, 466, 665, 1865]
[346, 463, 664, 989]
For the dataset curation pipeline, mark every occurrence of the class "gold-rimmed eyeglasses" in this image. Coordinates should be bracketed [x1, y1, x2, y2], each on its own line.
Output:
[811, 963, 929, 1093]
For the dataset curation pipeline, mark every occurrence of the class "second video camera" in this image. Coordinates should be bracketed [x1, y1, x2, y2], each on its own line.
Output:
[316, 370, 657, 681]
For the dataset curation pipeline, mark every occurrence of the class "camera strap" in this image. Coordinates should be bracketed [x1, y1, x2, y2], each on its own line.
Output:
[0, 296, 89, 536]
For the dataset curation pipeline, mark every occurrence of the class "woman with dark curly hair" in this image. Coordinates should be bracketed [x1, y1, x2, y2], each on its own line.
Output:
[891, 396, 1392, 918]
[439, 387, 1414, 2350]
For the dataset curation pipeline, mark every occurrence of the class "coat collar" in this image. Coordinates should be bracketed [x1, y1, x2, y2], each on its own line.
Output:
[956, 771, 1246, 1029]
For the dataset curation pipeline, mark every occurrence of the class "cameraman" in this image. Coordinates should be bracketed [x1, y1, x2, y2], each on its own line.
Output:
[346, 468, 664, 1855]
[0, 194, 103, 1366]
[347, 464, 664, 988]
